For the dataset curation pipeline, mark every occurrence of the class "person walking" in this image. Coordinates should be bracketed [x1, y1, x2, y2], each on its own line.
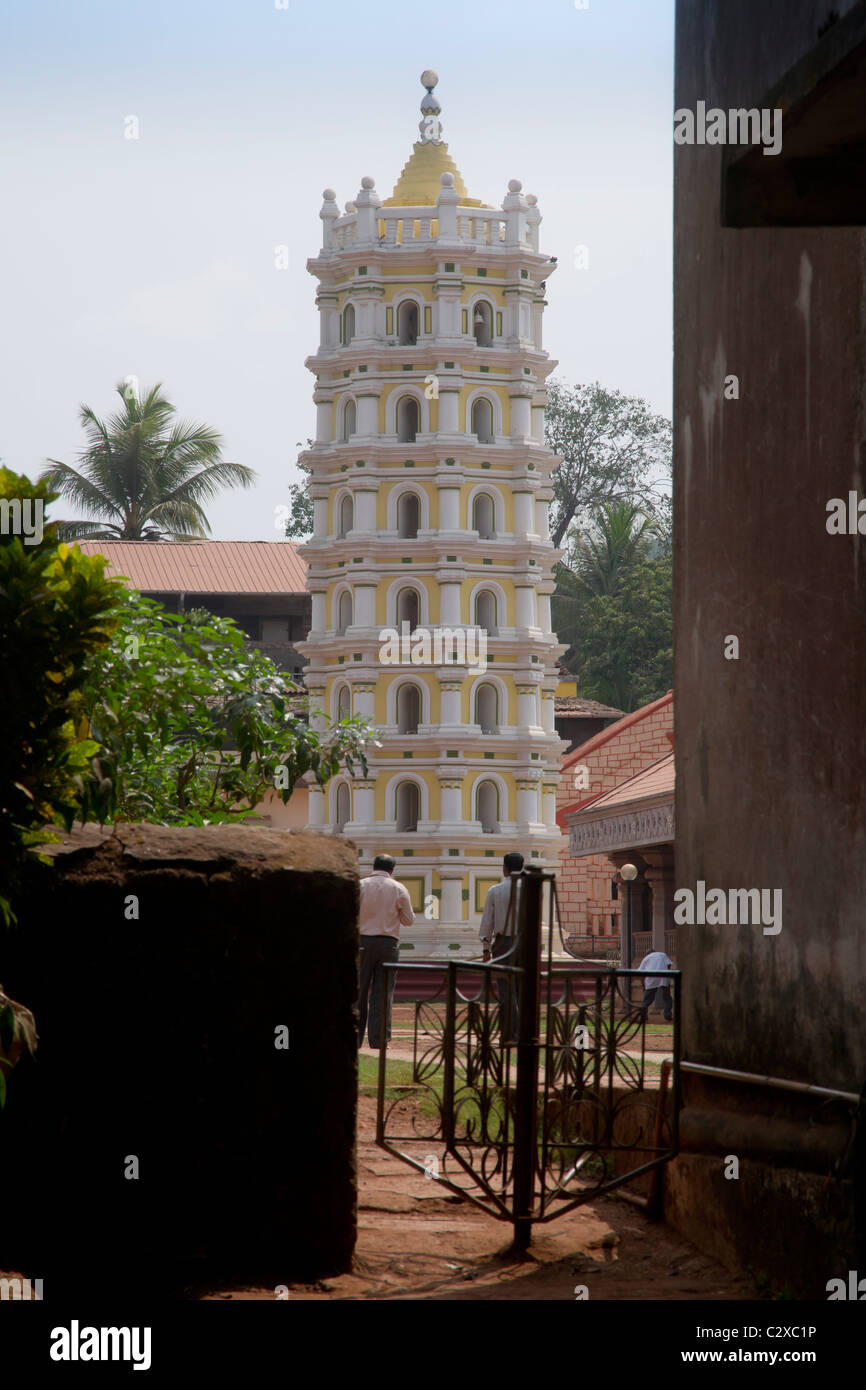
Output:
[638, 948, 674, 1022]
[479, 852, 524, 1043]
[357, 854, 415, 1049]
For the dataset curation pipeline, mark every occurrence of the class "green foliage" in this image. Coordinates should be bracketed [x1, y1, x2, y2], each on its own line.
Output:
[575, 555, 673, 712]
[0, 987, 39, 1108]
[545, 379, 672, 548]
[554, 501, 656, 670]
[80, 589, 376, 824]
[38, 380, 257, 541]
[284, 442, 314, 540]
[0, 467, 123, 925]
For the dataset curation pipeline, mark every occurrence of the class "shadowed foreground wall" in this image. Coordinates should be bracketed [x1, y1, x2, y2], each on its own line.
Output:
[672, 0, 866, 1294]
[0, 824, 359, 1296]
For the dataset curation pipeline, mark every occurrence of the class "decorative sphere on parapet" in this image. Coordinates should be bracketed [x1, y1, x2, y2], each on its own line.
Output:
[361, 176, 375, 190]
[421, 69, 438, 90]
[508, 179, 523, 193]
[441, 172, 455, 187]
[323, 188, 336, 201]
[526, 194, 538, 206]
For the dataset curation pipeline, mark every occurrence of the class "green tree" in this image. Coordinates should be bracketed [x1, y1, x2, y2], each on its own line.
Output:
[545, 379, 672, 548]
[571, 500, 654, 597]
[39, 381, 256, 541]
[284, 443, 314, 540]
[553, 500, 657, 672]
[576, 554, 673, 712]
[81, 589, 375, 824]
[0, 466, 123, 926]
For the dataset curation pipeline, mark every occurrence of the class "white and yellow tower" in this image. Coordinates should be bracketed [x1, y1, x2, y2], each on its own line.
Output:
[298, 72, 566, 955]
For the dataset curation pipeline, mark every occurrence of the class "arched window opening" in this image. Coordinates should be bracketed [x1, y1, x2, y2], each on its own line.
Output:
[337, 684, 351, 720]
[397, 683, 421, 735]
[343, 399, 356, 442]
[343, 304, 355, 346]
[476, 683, 498, 734]
[335, 782, 350, 832]
[398, 301, 419, 345]
[337, 590, 353, 635]
[473, 493, 495, 539]
[475, 589, 497, 634]
[338, 494, 353, 538]
[397, 492, 420, 539]
[396, 587, 420, 631]
[397, 395, 420, 444]
[472, 397, 493, 444]
[477, 781, 499, 833]
[396, 781, 420, 832]
[473, 301, 493, 348]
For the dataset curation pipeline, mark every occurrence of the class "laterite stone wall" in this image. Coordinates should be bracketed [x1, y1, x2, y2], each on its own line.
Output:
[0, 824, 359, 1296]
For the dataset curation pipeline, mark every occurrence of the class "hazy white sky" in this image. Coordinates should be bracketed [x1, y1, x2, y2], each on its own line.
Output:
[1, 0, 674, 540]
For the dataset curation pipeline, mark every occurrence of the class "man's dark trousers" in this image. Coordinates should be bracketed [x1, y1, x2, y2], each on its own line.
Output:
[491, 933, 519, 1042]
[640, 985, 673, 1021]
[358, 934, 400, 1047]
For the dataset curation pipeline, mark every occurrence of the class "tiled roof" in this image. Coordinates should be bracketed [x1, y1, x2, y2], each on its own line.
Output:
[75, 540, 308, 595]
[554, 697, 624, 716]
[581, 751, 675, 811]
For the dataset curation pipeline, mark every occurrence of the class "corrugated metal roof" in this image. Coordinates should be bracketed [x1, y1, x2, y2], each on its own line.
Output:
[75, 540, 308, 595]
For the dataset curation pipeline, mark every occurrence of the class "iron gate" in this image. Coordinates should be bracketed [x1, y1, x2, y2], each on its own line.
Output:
[376, 867, 680, 1248]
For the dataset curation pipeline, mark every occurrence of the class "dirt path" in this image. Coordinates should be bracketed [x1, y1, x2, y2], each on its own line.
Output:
[199, 1094, 758, 1301]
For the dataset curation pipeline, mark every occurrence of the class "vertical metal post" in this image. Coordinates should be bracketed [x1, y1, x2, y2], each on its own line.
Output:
[443, 962, 456, 1151]
[512, 867, 543, 1252]
[375, 965, 389, 1143]
[625, 880, 633, 974]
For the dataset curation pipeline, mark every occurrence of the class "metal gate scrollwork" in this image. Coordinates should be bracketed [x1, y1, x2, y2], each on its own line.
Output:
[376, 867, 680, 1247]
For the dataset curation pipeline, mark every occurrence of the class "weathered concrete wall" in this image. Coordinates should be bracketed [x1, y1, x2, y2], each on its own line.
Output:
[673, 0, 866, 1288]
[0, 824, 359, 1295]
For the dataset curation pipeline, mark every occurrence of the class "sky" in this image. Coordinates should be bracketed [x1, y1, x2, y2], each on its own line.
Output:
[1, 0, 674, 540]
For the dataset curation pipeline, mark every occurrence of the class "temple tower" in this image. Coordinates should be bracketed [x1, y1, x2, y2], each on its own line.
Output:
[298, 72, 566, 954]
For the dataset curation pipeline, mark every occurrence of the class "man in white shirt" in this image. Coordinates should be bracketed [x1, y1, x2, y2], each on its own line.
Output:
[479, 851, 524, 1042]
[357, 854, 415, 1048]
[638, 949, 674, 1021]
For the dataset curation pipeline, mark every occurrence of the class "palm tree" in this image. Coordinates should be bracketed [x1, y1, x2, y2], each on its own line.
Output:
[571, 500, 653, 598]
[552, 501, 654, 671]
[39, 381, 256, 540]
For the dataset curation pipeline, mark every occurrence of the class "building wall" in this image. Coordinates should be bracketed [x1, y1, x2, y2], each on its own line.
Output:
[555, 693, 673, 936]
[671, 0, 866, 1291]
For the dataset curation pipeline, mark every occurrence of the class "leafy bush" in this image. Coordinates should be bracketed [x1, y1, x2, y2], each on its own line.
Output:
[0, 467, 122, 925]
[80, 588, 375, 824]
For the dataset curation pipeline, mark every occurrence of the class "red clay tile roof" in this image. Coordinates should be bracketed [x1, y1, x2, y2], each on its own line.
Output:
[578, 751, 675, 811]
[75, 540, 308, 595]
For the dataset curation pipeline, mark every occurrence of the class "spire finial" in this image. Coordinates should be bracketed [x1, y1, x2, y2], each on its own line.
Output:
[419, 70, 442, 144]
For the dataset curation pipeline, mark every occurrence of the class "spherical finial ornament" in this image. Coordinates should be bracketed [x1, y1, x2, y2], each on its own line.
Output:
[323, 188, 337, 201]
[508, 178, 523, 193]
[421, 69, 438, 90]
[526, 194, 538, 206]
[345, 201, 357, 213]
[361, 176, 375, 190]
[440, 172, 454, 187]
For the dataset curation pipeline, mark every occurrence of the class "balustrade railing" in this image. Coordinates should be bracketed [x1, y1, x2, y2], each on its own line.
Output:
[330, 205, 537, 251]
